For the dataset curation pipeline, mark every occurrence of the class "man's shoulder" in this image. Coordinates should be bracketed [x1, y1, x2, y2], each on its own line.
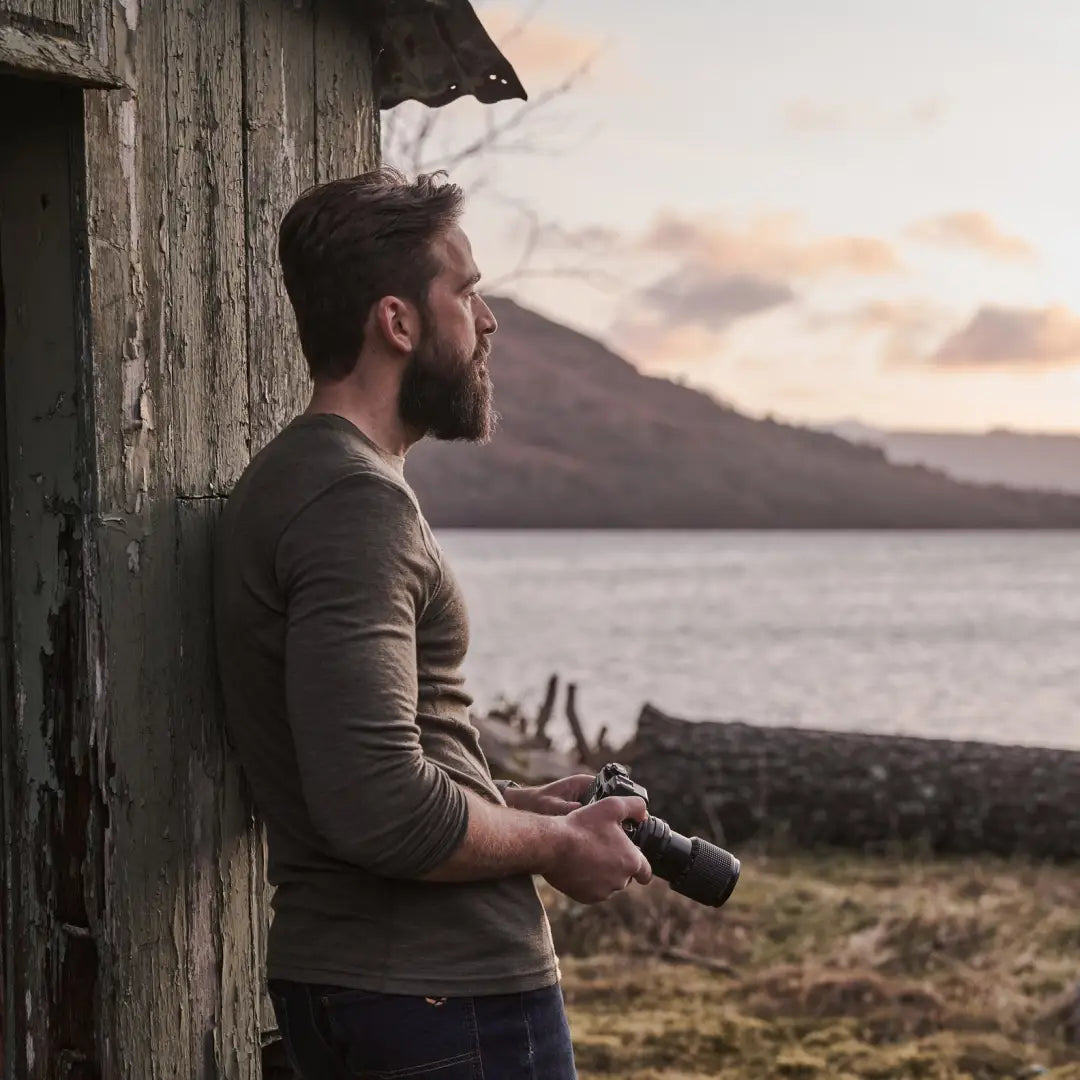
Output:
[246, 414, 406, 501]
[223, 415, 414, 557]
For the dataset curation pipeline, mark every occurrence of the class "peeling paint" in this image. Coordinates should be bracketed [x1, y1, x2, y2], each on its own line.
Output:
[121, 386, 154, 515]
[121, 0, 140, 35]
[125, 539, 140, 574]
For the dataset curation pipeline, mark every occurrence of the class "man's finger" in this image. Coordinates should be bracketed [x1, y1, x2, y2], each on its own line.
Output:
[612, 795, 648, 823]
[633, 856, 653, 885]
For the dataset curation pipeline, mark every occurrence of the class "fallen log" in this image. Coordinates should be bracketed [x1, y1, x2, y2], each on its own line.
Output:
[623, 704, 1080, 860]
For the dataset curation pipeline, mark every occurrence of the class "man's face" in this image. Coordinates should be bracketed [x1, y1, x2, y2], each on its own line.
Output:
[397, 225, 499, 443]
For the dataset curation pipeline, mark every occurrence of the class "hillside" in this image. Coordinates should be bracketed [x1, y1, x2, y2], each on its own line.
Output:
[828, 421, 1080, 496]
[404, 299, 1080, 527]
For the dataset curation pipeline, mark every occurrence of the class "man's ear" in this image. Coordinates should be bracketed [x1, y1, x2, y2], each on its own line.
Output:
[371, 296, 421, 356]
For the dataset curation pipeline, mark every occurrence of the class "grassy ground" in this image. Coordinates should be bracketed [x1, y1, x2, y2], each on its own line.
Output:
[544, 852, 1080, 1079]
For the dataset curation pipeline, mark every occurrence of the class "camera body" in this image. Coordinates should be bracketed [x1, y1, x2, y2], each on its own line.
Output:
[582, 762, 740, 908]
[582, 762, 650, 821]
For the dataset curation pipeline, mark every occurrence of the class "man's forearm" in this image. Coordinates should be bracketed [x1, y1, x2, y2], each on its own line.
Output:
[421, 789, 568, 883]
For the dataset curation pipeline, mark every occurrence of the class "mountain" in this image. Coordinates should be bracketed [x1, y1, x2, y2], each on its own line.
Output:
[825, 422, 1080, 496]
[404, 298, 1080, 527]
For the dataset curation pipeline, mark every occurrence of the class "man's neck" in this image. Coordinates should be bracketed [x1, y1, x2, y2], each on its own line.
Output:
[305, 378, 420, 458]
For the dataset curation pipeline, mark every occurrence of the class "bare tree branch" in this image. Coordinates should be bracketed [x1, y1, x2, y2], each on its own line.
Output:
[380, 1, 619, 290]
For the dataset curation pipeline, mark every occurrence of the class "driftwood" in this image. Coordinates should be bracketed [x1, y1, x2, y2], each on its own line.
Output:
[474, 675, 607, 783]
[625, 705, 1080, 860]
[564, 683, 594, 767]
[535, 674, 558, 742]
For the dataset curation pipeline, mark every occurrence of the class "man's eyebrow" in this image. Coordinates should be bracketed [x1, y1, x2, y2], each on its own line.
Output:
[462, 271, 482, 289]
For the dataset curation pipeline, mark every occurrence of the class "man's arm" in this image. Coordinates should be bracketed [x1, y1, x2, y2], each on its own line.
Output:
[278, 474, 468, 879]
[277, 474, 651, 901]
[420, 789, 566, 881]
[424, 788, 654, 905]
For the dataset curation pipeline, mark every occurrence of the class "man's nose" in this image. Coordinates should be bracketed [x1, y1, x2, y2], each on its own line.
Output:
[477, 296, 497, 336]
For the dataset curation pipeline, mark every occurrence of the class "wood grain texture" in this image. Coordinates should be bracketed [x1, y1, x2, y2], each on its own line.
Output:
[0, 0, 37, 17]
[50, 0, 82, 30]
[82, 0, 171, 515]
[79, 1, 260, 1075]
[23, 0, 383, 1073]
[79, 4, 176, 1075]
[314, 0, 378, 183]
[243, 0, 316, 454]
[0, 22, 118, 86]
[0, 0, 80, 30]
[167, 0, 250, 497]
[175, 496, 265, 1080]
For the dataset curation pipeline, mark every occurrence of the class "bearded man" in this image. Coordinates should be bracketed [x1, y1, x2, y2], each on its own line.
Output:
[214, 168, 650, 1079]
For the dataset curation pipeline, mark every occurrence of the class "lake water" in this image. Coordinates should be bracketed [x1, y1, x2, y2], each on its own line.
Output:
[436, 530, 1080, 751]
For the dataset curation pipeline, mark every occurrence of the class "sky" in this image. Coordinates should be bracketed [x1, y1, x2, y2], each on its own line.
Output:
[385, 1, 1080, 433]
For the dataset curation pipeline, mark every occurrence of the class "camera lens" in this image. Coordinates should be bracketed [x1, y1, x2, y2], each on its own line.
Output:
[633, 816, 740, 908]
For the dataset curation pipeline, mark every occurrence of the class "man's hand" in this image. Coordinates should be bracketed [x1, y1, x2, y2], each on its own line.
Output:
[503, 774, 596, 816]
[543, 796, 652, 904]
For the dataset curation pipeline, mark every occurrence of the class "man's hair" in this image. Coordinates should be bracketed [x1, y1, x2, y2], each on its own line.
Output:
[278, 167, 465, 380]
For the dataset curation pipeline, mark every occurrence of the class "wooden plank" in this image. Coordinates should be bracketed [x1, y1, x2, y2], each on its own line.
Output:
[166, 0, 249, 497]
[243, 0, 316, 454]
[50, 0, 82, 32]
[82, 0, 171, 515]
[0, 1, 37, 18]
[314, 0, 379, 183]
[92, 509, 197, 1080]
[79, 2, 193, 1076]
[6, 0, 53, 21]
[175, 496, 264, 1080]
[17, 0, 84, 32]
[0, 22, 120, 87]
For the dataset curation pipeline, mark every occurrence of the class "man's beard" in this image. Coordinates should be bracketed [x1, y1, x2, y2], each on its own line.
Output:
[398, 328, 496, 443]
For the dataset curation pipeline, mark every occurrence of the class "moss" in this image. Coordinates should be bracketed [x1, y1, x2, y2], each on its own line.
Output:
[553, 852, 1080, 1079]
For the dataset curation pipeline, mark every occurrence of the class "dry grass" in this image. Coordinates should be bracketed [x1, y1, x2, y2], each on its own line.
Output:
[544, 852, 1080, 1079]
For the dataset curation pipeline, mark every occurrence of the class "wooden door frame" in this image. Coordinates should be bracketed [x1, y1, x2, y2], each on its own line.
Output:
[0, 70, 102, 1080]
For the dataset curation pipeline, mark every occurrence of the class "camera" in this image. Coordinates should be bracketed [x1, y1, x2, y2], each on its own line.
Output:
[582, 762, 740, 908]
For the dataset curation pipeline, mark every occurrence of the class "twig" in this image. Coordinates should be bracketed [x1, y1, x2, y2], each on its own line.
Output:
[535, 674, 559, 744]
[656, 948, 739, 979]
[565, 683, 594, 766]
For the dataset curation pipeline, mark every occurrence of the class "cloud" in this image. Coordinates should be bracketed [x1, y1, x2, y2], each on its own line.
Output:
[906, 212, 1036, 261]
[930, 305, 1080, 369]
[610, 266, 796, 365]
[804, 298, 953, 367]
[480, 6, 603, 77]
[782, 96, 947, 133]
[640, 212, 902, 279]
[613, 322, 728, 366]
[641, 268, 796, 332]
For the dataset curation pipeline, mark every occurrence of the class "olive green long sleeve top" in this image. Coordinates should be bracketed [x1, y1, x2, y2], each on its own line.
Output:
[214, 413, 557, 995]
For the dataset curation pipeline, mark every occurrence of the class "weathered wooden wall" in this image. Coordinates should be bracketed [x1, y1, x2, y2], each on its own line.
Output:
[1, 0, 83, 29]
[0, 1, 379, 1076]
[627, 706, 1080, 860]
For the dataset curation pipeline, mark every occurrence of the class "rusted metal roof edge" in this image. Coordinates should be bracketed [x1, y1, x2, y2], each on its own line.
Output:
[372, 0, 527, 110]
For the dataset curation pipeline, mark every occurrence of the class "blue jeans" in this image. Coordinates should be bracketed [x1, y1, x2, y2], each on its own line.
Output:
[267, 979, 578, 1079]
